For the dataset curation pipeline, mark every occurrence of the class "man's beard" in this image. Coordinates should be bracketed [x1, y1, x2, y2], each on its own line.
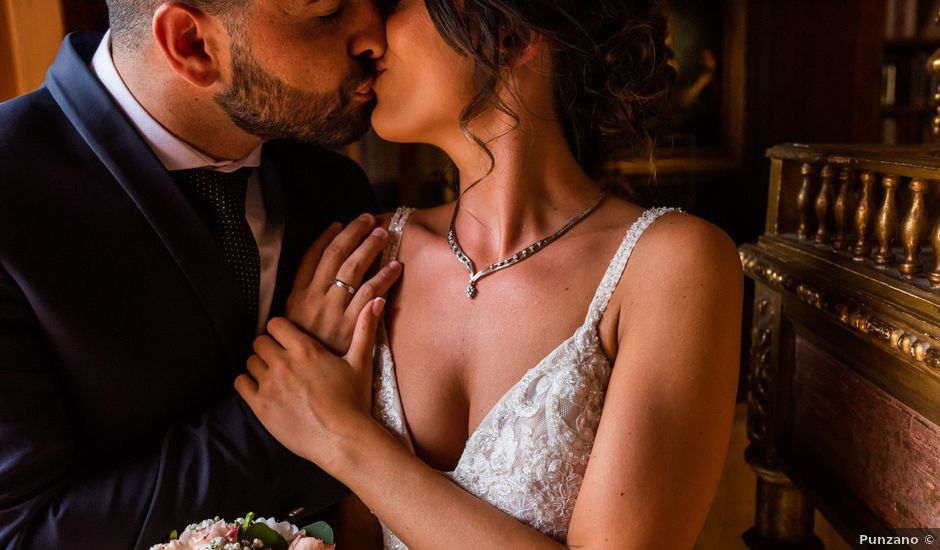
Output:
[215, 39, 376, 147]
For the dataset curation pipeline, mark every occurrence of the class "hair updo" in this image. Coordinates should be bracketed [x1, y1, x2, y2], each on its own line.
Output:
[424, 0, 676, 178]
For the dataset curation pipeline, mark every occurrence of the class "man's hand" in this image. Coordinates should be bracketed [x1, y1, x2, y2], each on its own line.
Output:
[236, 299, 385, 466]
[286, 213, 402, 354]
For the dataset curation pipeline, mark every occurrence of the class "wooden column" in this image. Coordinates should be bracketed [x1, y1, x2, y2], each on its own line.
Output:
[0, 0, 65, 102]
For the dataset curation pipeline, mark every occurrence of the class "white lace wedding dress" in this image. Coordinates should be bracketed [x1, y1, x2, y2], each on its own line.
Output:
[372, 205, 681, 549]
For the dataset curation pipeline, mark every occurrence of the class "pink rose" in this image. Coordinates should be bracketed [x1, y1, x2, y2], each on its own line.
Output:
[175, 519, 233, 549]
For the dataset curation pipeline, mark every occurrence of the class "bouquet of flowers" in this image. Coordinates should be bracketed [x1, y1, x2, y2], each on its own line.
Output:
[149, 512, 335, 550]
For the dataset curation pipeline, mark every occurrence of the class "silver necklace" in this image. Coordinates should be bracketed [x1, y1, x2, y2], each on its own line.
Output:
[447, 192, 607, 299]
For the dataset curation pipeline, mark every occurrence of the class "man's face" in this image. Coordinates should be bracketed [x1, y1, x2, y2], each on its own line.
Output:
[214, 0, 386, 147]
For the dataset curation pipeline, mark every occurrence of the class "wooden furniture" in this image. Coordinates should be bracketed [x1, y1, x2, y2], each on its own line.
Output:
[740, 144, 940, 548]
[0, 0, 64, 102]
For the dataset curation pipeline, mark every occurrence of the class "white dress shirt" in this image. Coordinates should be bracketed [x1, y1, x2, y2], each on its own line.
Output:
[90, 31, 284, 335]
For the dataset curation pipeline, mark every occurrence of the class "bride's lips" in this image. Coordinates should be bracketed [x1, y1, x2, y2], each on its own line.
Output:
[375, 60, 388, 78]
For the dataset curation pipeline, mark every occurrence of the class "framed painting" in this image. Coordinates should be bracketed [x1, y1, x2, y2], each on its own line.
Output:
[609, 0, 746, 175]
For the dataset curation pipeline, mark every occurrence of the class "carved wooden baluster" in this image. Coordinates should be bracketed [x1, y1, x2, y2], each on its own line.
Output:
[874, 174, 901, 266]
[899, 178, 929, 276]
[797, 163, 816, 240]
[929, 214, 940, 288]
[833, 167, 855, 250]
[930, 47, 940, 138]
[853, 171, 876, 260]
[815, 165, 835, 245]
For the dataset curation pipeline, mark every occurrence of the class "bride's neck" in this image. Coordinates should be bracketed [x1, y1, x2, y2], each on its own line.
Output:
[442, 117, 602, 261]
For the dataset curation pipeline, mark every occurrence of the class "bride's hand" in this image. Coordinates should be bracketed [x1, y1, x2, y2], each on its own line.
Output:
[234, 298, 385, 467]
[286, 213, 402, 355]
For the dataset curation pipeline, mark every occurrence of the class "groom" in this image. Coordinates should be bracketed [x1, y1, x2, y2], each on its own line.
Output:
[0, 0, 387, 547]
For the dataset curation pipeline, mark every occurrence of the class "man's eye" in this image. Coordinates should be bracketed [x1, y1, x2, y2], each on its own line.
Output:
[308, 0, 342, 20]
[317, 4, 342, 20]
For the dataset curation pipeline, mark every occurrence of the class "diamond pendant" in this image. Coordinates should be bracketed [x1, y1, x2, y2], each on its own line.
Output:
[448, 191, 607, 299]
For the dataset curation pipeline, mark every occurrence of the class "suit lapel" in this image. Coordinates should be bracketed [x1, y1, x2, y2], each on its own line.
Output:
[259, 149, 293, 320]
[44, 33, 247, 363]
[263, 144, 340, 320]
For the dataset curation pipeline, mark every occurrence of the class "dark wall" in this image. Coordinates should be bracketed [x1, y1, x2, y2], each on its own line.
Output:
[727, 0, 886, 399]
[741, 0, 883, 235]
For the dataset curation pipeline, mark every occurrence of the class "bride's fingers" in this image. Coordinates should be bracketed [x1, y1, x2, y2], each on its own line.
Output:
[267, 317, 327, 357]
[330, 226, 390, 296]
[234, 373, 259, 402]
[345, 260, 402, 318]
[346, 297, 385, 371]
[253, 333, 286, 365]
[292, 222, 343, 295]
[246, 354, 268, 382]
[313, 214, 377, 290]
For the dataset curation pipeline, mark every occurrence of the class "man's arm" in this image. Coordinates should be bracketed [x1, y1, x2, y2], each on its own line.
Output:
[0, 266, 345, 550]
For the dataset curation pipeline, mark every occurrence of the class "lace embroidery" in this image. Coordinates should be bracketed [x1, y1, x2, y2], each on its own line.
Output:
[372, 207, 416, 450]
[380, 207, 416, 267]
[373, 206, 681, 548]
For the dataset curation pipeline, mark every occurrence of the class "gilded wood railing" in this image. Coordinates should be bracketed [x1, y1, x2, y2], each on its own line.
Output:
[761, 144, 940, 290]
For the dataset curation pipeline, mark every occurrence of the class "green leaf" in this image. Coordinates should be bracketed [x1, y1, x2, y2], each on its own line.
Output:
[169, 529, 178, 541]
[242, 522, 289, 550]
[242, 511, 256, 531]
[301, 521, 334, 545]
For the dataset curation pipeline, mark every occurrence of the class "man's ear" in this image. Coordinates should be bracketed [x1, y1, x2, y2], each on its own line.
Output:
[152, 2, 226, 87]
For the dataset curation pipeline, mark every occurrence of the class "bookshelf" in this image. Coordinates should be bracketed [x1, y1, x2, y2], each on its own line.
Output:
[880, 0, 940, 144]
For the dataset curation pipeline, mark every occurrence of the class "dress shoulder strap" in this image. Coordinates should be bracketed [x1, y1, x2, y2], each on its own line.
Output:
[381, 206, 416, 266]
[583, 206, 683, 327]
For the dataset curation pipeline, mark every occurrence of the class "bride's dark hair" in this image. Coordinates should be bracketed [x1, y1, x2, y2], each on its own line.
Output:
[424, 0, 675, 179]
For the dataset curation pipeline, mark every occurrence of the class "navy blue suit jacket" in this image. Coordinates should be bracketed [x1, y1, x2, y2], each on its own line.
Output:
[0, 33, 376, 549]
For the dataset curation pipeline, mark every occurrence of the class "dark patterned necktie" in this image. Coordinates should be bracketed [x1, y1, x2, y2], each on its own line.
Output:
[172, 168, 260, 327]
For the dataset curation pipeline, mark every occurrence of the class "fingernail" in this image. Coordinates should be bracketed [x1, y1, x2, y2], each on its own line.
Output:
[358, 213, 373, 222]
[372, 297, 386, 316]
[372, 227, 388, 238]
[388, 260, 402, 270]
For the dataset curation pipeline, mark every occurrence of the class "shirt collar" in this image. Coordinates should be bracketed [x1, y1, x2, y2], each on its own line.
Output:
[90, 31, 262, 173]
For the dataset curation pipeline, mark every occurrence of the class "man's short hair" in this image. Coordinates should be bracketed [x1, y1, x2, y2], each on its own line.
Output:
[106, 0, 242, 53]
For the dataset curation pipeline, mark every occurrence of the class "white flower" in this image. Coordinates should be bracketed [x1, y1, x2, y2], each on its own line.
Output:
[255, 517, 301, 543]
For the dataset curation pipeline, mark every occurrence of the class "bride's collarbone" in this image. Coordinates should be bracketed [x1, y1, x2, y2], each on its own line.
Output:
[388, 241, 626, 367]
[389, 250, 622, 354]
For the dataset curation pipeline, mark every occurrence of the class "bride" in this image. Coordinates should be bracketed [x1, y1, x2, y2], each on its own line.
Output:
[236, 0, 744, 548]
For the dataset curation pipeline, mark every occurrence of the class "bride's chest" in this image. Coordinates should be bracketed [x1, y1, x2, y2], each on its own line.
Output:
[388, 266, 590, 392]
[380, 225, 628, 465]
[383, 268, 616, 470]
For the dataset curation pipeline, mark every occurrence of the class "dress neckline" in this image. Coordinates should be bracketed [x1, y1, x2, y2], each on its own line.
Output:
[377, 205, 679, 473]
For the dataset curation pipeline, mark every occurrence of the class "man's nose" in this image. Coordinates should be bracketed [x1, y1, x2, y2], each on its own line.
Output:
[349, 0, 388, 60]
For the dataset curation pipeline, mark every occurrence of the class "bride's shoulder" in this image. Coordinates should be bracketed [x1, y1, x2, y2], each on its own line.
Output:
[608, 199, 742, 306]
[605, 198, 738, 276]
[602, 200, 743, 354]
